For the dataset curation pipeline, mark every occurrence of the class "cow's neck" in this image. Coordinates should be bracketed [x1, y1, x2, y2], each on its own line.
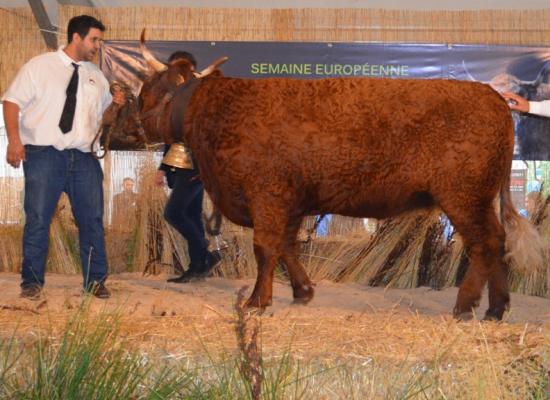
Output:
[169, 77, 201, 145]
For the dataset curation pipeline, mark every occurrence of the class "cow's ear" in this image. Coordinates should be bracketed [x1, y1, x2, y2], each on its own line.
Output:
[175, 74, 185, 86]
[166, 65, 188, 87]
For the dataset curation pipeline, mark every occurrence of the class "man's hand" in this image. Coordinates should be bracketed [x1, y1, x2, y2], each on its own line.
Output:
[155, 170, 166, 187]
[102, 86, 127, 125]
[3, 100, 25, 168]
[111, 86, 127, 107]
[6, 141, 26, 168]
[502, 92, 529, 113]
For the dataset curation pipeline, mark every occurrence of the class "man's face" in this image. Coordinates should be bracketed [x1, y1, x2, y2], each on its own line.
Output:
[73, 28, 103, 62]
[123, 179, 135, 192]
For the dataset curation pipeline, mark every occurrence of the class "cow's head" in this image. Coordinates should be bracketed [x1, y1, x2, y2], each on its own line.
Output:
[99, 30, 227, 152]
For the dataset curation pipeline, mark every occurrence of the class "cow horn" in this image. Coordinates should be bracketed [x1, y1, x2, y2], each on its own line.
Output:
[462, 60, 478, 82]
[194, 56, 229, 78]
[140, 29, 167, 73]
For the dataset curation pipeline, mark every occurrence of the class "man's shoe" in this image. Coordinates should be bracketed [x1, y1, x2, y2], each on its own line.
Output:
[167, 269, 203, 283]
[20, 285, 41, 300]
[198, 250, 222, 277]
[85, 282, 111, 299]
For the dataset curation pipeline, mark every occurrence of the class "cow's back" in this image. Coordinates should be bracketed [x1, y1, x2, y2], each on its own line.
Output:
[185, 77, 514, 222]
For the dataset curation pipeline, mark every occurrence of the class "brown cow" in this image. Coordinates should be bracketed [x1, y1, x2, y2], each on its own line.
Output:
[114, 35, 544, 321]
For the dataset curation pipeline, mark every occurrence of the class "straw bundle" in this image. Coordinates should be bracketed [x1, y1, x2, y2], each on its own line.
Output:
[46, 194, 80, 274]
[301, 233, 370, 281]
[509, 191, 550, 297]
[0, 193, 81, 274]
[337, 209, 444, 288]
[0, 226, 22, 273]
[130, 156, 171, 274]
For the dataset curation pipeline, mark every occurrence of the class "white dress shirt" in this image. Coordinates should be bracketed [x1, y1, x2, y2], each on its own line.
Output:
[1, 47, 112, 152]
[529, 100, 550, 118]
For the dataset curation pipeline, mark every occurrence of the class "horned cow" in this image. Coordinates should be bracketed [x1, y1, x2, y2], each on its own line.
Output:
[115, 34, 544, 321]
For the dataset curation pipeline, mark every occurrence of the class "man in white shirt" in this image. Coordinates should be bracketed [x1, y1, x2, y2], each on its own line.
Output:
[2, 15, 123, 299]
[502, 92, 550, 117]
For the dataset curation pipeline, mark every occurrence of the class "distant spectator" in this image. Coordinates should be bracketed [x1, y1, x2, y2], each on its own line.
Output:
[112, 177, 138, 230]
[519, 191, 541, 218]
[315, 214, 332, 237]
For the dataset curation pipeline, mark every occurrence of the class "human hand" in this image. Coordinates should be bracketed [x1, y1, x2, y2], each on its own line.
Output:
[502, 92, 529, 113]
[111, 87, 127, 107]
[155, 170, 166, 186]
[6, 141, 26, 168]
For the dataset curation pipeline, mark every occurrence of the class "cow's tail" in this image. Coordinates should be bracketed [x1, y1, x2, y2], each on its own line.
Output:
[499, 174, 546, 276]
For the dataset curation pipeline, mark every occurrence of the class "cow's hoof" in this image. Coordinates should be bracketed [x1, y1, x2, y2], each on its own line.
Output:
[244, 296, 272, 309]
[292, 284, 315, 305]
[453, 309, 474, 321]
[483, 308, 504, 322]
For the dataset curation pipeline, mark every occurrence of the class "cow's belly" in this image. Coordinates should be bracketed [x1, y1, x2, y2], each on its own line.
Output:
[315, 189, 436, 220]
[203, 182, 254, 228]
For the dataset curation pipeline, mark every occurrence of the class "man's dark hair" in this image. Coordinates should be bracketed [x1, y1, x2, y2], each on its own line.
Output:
[168, 51, 197, 68]
[67, 15, 105, 43]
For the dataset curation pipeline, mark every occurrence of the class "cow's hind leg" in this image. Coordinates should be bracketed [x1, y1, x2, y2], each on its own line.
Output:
[442, 203, 509, 321]
[484, 228, 509, 321]
[280, 217, 315, 304]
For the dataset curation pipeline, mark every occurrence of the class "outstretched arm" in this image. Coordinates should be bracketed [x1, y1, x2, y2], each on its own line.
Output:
[502, 92, 550, 118]
[501, 92, 529, 113]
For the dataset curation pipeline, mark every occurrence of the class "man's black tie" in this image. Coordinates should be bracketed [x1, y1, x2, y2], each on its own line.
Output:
[59, 62, 79, 134]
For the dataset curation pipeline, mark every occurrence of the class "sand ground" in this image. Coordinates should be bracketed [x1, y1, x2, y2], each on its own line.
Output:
[0, 272, 548, 362]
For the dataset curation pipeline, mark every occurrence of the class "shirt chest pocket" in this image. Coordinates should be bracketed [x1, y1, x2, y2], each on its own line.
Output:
[81, 75, 102, 112]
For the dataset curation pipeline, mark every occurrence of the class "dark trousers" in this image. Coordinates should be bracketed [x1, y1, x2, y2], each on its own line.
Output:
[163, 169, 208, 269]
[21, 145, 108, 288]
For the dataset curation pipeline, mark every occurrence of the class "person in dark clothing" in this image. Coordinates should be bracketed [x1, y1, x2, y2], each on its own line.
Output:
[157, 51, 221, 283]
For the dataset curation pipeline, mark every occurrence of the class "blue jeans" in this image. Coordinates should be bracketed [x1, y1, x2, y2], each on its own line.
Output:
[21, 145, 108, 289]
[163, 168, 208, 268]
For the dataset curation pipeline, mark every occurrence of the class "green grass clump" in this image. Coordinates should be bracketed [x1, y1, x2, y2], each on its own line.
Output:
[0, 307, 193, 399]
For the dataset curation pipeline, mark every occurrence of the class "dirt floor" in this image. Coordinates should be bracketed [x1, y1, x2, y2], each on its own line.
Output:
[0, 272, 548, 362]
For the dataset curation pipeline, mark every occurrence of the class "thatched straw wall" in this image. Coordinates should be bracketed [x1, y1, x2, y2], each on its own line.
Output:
[0, 7, 50, 98]
[1, 6, 550, 93]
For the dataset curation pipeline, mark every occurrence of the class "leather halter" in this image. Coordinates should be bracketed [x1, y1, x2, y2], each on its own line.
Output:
[91, 76, 200, 158]
[137, 76, 201, 145]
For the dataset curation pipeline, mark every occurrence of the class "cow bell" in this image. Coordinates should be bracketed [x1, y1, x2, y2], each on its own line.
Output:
[162, 142, 194, 169]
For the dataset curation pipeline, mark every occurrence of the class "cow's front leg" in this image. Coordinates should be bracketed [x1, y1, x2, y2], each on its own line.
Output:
[244, 202, 287, 309]
[245, 242, 277, 308]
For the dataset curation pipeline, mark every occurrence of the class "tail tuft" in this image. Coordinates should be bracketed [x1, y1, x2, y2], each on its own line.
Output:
[501, 184, 548, 296]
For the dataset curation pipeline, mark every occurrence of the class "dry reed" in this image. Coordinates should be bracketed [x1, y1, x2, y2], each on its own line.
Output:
[235, 286, 262, 400]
